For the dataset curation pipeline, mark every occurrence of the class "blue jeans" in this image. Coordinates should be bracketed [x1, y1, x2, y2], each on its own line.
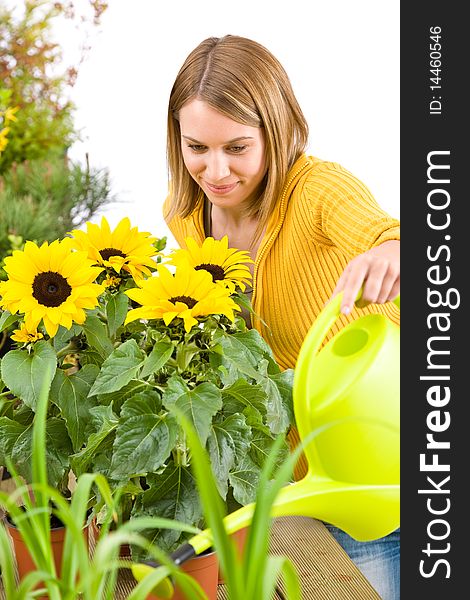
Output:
[324, 525, 400, 599]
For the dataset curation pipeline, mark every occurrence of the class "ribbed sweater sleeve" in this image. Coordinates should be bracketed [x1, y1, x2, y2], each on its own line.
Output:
[299, 162, 400, 253]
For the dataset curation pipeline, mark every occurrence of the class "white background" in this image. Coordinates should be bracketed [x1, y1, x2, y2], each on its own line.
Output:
[63, 0, 400, 249]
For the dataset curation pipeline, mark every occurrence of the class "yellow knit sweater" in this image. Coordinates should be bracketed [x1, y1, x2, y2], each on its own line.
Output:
[164, 154, 400, 478]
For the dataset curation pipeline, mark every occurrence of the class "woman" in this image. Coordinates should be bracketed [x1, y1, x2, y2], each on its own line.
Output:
[163, 35, 400, 599]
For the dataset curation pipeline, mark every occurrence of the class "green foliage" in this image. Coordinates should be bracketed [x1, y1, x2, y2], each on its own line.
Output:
[0, 0, 108, 172]
[0, 0, 74, 171]
[90, 312, 292, 555]
[0, 157, 115, 277]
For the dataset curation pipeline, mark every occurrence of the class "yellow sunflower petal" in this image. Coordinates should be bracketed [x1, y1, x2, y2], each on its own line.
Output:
[24, 312, 42, 332]
[42, 315, 59, 338]
[162, 310, 180, 326]
[125, 305, 161, 324]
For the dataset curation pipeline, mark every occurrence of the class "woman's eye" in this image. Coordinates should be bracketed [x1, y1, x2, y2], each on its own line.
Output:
[228, 145, 247, 153]
[188, 144, 206, 152]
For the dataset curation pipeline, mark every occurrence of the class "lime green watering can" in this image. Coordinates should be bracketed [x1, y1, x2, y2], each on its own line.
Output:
[133, 292, 400, 589]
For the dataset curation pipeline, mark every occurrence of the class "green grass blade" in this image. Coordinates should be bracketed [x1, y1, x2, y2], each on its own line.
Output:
[243, 433, 312, 598]
[15, 569, 58, 600]
[0, 520, 17, 600]
[262, 555, 302, 600]
[60, 473, 100, 595]
[31, 365, 53, 531]
[173, 407, 243, 598]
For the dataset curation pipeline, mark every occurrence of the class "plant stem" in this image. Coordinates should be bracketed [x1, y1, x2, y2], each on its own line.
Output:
[56, 342, 79, 359]
[173, 440, 188, 467]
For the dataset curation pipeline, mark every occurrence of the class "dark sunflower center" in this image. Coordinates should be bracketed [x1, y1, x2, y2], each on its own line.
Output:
[100, 247, 126, 261]
[169, 295, 197, 309]
[32, 271, 72, 307]
[195, 263, 225, 282]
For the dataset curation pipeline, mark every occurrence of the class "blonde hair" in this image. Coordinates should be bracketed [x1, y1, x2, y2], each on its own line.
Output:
[166, 35, 309, 240]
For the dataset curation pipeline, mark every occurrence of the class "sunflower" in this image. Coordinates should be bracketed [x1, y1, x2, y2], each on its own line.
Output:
[69, 217, 158, 281]
[11, 323, 44, 344]
[168, 236, 253, 292]
[0, 239, 104, 338]
[125, 264, 240, 332]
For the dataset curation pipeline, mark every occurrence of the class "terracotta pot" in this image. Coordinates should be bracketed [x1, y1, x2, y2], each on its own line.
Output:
[217, 526, 249, 584]
[4, 514, 91, 599]
[146, 548, 219, 600]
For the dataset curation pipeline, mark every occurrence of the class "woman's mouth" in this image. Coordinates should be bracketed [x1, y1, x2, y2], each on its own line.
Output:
[204, 181, 239, 195]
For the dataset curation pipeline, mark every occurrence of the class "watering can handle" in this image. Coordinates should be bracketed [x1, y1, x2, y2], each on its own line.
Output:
[294, 292, 400, 382]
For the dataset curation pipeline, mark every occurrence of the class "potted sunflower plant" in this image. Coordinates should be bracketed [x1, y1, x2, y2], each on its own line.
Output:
[0, 217, 162, 578]
[0, 216, 294, 573]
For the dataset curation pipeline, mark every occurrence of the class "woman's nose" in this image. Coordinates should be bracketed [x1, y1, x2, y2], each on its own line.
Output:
[204, 153, 230, 181]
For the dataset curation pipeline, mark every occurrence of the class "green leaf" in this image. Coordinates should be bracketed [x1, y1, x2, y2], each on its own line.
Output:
[0, 341, 57, 409]
[140, 340, 173, 379]
[233, 329, 277, 361]
[10, 403, 35, 426]
[0, 310, 18, 332]
[175, 341, 200, 372]
[174, 408, 242, 595]
[81, 314, 114, 359]
[50, 364, 100, 452]
[162, 377, 223, 446]
[79, 349, 104, 369]
[221, 379, 267, 417]
[52, 323, 82, 352]
[97, 379, 156, 413]
[260, 376, 291, 435]
[214, 331, 261, 381]
[88, 339, 145, 396]
[269, 369, 295, 425]
[119, 390, 162, 419]
[249, 421, 290, 469]
[70, 404, 119, 476]
[134, 464, 202, 553]
[262, 555, 302, 600]
[105, 292, 129, 338]
[229, 454, 261, 506]
[0, 416, 27, 465]
[10, 418, 73, 488]
[110, 394, 177, 479]
[207, 413, 251, 499]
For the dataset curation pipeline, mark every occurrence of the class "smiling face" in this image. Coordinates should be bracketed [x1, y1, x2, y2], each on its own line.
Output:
[178, 99, 267, 212]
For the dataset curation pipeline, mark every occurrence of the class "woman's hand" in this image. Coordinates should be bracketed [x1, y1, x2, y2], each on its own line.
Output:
[331, 240, 400, 314]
